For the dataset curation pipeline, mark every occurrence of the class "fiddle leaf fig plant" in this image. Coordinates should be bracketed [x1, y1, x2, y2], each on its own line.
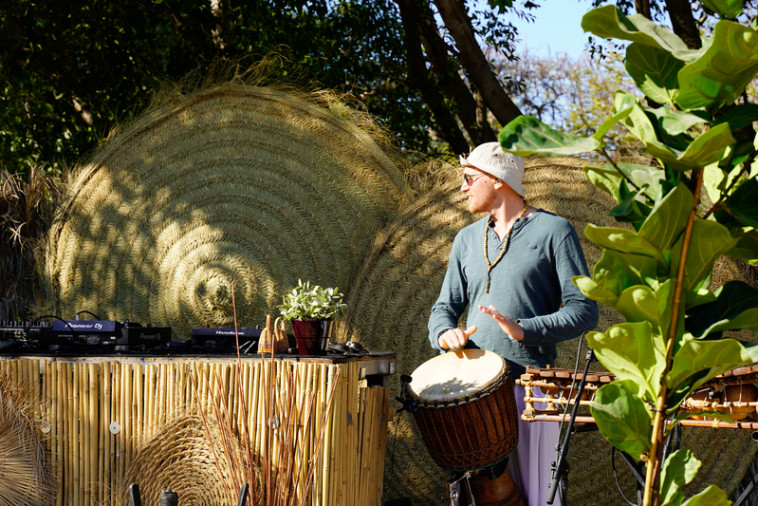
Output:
[278, 280, 347, 321]
[500, 2, 758, 505]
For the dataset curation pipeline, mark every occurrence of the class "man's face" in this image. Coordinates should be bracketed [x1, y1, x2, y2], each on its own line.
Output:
[461, 166, 496, 213]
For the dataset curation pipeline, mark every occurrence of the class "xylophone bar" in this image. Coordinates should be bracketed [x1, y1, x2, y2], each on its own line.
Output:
[518, 364, 758, 431]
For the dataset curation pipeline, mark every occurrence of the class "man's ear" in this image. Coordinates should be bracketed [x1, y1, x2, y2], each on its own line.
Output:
[492, 178, 504, 189]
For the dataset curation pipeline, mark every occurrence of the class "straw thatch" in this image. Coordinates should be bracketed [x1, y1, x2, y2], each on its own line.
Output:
[40, 83, 409, 336]
[0, 374, 57, 506]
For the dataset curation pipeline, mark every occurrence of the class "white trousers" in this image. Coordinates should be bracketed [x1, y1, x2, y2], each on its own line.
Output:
[507, 385, 563, 506]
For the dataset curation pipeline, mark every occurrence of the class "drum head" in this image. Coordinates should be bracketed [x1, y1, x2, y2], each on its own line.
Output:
[408, 349, 506, 402]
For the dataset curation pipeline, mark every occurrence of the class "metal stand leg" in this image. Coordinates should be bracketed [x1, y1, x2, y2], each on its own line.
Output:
[547, 349, 595, 505]
[445, 472, 476, 506]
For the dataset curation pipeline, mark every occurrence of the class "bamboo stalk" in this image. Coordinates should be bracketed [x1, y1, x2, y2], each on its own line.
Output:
[72, 363, 81, 503]
[100, 363, 109, 505]
[54, 361, 63, 506]
[88, 363, 98, 503]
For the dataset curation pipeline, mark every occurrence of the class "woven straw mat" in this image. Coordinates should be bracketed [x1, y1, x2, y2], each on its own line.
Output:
[340, 156, 757, 504]
[122, 413, 261, 505]
[40, 83, 408, 336]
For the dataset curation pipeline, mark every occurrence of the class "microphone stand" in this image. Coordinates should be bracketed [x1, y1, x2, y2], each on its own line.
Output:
[547, 348, 595, 505]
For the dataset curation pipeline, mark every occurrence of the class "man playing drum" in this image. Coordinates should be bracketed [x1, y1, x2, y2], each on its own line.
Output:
[427, 142, 599, 505]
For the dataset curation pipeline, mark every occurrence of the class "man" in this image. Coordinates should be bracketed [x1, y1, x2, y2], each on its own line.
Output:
[427, 142, 598, 505]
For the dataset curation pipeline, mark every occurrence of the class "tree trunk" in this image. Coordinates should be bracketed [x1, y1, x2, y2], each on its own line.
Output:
[635, 0, 651, 19]
[412, 0, 495, 145]
[395, 0, 470, 153]
[665, 0, 702, 49]
[433, 0, 522, 127]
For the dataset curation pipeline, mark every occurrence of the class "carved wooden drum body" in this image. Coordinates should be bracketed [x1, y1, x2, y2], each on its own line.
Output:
[407, 349, 519, 471]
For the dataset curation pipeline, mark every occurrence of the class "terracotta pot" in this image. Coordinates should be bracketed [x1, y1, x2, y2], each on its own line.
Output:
[292, 319, 334, 356]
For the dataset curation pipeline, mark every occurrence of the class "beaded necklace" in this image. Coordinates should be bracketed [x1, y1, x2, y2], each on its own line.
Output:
[483, 205, 528, 293]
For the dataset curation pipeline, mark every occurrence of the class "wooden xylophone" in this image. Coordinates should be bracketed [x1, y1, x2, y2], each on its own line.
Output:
[517, 364, 758, 429]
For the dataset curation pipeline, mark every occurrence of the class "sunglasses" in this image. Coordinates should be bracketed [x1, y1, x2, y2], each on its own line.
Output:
[463, 173, 488, 186]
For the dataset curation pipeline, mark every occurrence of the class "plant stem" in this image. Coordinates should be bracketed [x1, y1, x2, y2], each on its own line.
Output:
[599, 148, 645, 193]
[643, 168, 704, 506]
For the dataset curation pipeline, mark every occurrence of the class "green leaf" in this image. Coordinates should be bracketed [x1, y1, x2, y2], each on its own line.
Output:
[625, 43, 684, 106]
[724, 177, 758, 228]
[667, 337, 755, 409]
[703, 161, 728, 203]
[712, 103, 758, 131]
[617, 163, 667, 202]
[683, 220, 740, 294]
[617, 285, 660, 326]
[660, 450, 700, 506]
[587, 322, 665, 400]
[499, 116, 602, 156]
[593, 106, 634, 140]
[616, 285, 660, 327]
[677, 122, 735, 168]
[686, 281, 758, 337]
[614, 91, 660, 144]
[590, 249, 661, 299]
[701, 0, 744, 18]
[590, 379, 652, 459]
[675, 20, 758, 110]
[609, 188, 653, 223]
[585, 224, 667, 264]
[647, 107, 709, 136]
[581, 5, 701, 61]
[725, 229, 758, 264]
[680, 485, 730, 506]
[585, 165, 624, 201]
[639, 183, 693, 252]
[573, 275, 619, 306]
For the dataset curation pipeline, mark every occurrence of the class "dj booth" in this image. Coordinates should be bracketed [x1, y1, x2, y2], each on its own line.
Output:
[0, 350, 396, 506]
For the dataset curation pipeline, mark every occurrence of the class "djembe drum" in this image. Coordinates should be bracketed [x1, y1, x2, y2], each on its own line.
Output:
[407, 349, 524, 505]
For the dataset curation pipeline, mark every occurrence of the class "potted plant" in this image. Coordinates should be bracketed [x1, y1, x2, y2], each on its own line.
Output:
[278, 280, 347, 356]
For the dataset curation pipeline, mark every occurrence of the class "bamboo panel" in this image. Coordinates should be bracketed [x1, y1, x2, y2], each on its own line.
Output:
[0, 356, 390, 506]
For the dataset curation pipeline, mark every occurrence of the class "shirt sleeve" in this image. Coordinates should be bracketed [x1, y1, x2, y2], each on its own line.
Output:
[427, 233, 468, 352]
[518, 225, 599, 346]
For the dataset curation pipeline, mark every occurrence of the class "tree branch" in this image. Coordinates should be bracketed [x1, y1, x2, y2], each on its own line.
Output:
[664, 0, 702, 49]
[395, 0, 470, 153]
[433, 0, 522, 127]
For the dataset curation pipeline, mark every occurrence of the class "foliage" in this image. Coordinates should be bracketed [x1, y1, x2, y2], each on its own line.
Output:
[0, 0, 540, 177]
[494, 49, 648, 161]
[278, 280, 347, 321]
[499, 1, 758, 504]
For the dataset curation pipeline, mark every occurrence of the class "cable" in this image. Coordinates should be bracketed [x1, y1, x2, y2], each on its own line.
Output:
[611, 448, 642, 506]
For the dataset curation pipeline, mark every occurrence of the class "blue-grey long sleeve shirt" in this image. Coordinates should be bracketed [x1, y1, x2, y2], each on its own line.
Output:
[427, 209, 599, 376]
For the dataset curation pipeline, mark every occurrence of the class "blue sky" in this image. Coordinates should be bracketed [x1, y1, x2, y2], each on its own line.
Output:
[508, 0, 595, 59]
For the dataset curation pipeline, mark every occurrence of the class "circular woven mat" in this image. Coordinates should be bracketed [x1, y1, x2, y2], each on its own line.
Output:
[41, 83, 408, 336]
[342, 156, 757, 504]
[122, 413, 260, 505]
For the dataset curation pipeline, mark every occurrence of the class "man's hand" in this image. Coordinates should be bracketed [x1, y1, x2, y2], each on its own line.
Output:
[438, 326, 477, 350]
[478, 304, 524, 341]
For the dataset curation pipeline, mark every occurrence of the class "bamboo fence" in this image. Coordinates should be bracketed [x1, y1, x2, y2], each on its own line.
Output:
[0, 355, 390, 506]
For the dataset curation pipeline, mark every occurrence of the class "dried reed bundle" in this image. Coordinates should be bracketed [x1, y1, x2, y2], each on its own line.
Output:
[0, 167, 61, 320]
[0, 372, 57, 505]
